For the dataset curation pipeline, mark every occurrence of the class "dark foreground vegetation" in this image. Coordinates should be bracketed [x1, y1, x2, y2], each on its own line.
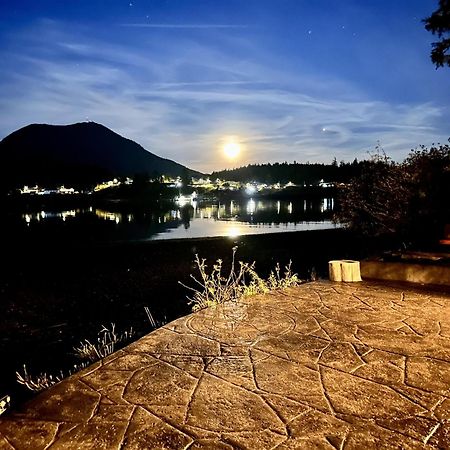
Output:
[0, 228, 390, 408]
[335, 142, 450, 248]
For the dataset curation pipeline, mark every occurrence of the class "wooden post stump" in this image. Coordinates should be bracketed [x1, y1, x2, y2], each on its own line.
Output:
[329, 260, 362, 282]
[328, 260, 343, 282]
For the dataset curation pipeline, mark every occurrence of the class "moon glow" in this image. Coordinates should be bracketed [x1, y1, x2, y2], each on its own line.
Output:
[223, 142, 241, 159]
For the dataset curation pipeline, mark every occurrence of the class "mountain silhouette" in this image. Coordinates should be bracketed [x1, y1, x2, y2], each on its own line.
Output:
[0, 122, 203, 191]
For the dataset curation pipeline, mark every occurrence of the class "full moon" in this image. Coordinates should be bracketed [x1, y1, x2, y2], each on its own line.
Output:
[223, 142, 241, 159]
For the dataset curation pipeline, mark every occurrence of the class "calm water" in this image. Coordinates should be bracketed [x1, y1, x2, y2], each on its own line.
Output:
[13, 198, 337, 242]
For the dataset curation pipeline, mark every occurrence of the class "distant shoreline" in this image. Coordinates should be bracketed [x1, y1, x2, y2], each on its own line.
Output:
[3, 184, 337, 209]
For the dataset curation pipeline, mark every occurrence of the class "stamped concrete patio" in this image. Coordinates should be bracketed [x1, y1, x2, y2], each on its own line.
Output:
[1, 281, 450, 449]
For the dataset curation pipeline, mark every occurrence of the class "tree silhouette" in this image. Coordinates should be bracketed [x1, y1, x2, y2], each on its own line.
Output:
[334, 142, 450, 246]
[424, 0, 450, 68]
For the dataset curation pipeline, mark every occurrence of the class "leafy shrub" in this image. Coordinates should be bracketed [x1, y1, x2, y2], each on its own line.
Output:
[334, 142, 450, 246]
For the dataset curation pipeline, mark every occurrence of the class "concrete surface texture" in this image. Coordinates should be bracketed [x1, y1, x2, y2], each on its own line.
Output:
[1, 281, 450, 449]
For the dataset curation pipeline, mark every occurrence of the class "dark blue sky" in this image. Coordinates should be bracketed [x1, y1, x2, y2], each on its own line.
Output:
[0, 0, 448, 171]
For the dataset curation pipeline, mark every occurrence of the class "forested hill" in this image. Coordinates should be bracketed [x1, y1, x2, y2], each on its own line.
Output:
[211, 160, 364, 184]
[0, 122, 203, 192]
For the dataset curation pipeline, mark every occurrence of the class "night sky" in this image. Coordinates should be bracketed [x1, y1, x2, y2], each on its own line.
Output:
[0, 0, 448, 172]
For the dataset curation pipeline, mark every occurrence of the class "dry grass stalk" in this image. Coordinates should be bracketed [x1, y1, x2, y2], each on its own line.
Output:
[17, 323, 134, 392]
[73, 323, 134, 362]
[180, 246, 300, 311]
[16, 362, 88, 393]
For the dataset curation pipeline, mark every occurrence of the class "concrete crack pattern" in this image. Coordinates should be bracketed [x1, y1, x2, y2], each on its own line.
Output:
[1, 281, 450, 449]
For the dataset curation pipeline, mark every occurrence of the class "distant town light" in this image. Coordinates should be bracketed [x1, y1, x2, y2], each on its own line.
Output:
[245, 184, 256, 195]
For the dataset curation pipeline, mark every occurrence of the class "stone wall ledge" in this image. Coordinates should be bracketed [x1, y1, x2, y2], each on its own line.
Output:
[361, 260, 450, 287]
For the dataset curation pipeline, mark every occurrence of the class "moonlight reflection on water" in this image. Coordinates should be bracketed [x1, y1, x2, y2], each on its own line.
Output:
[17, 198, 337, 242]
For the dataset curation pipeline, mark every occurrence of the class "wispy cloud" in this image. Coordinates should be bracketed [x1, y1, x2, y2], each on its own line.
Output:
[0, 18, 448, 173]
[121, 23, 249, 29]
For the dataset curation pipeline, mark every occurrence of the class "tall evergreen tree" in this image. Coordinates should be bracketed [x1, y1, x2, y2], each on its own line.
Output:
[424, 0, 450, 68]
